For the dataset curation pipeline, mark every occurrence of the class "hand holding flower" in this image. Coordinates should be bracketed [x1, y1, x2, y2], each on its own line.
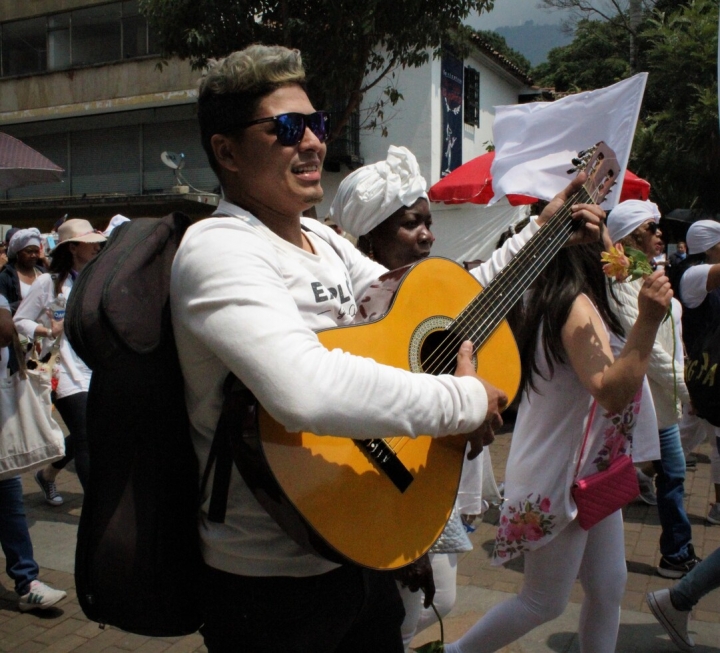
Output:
[601, 243, 653, 282]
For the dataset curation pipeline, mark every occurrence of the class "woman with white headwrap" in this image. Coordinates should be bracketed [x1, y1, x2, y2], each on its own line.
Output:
[329, 146, 606, 650]
[0, 228, 46, 314]
[606, 200, 699, 580]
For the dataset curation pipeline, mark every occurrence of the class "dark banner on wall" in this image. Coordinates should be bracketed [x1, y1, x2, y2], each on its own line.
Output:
[441, 50, 463, 177]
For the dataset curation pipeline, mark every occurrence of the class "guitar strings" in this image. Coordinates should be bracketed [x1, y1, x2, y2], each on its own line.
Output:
[422, 182, 604, 377]
[435, 182, 603, 374]
[420, 188, 588, 374]
[441, 185, 599, 373]
[421, 192, 582, 375]
[387, 196, 585, 458]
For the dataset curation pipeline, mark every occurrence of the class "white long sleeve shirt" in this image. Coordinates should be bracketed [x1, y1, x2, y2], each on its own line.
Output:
[170, 199, 539, 577]
[14, 273, 91, 399]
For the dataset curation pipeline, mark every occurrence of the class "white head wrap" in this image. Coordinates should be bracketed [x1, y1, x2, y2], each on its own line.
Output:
[104, 214, 131, 236]
[329, 145, 428, 237]
[607, 200, 661, 244]
[8, 228, 42, 259]
[686, 219, 720, 255]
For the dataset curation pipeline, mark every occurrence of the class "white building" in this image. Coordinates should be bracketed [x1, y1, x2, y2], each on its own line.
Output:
[320, 35, 535, 264]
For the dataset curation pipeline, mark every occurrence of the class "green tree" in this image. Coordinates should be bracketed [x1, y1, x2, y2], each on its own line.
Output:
[632, 0, 719, 211]
[532, 17, 632, 91]
[531, 0, 719, 212]
[139, 0, 494, 137]
[471, 29, 532, 74]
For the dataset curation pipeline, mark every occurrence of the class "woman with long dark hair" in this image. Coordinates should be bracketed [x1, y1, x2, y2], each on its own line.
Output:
[14, 219, 106, 503]
[443, 241, 671, 653]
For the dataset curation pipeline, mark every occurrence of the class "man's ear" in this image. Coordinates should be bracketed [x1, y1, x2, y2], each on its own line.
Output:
[211, 134, 241, 174]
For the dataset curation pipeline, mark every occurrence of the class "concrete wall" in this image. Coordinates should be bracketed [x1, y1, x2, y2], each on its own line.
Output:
[1, 0, 109, 22]
[0, 58, 197, 123]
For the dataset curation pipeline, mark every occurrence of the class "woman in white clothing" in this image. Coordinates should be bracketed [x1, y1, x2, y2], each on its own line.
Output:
[14, 219, 106, 502]
[329, 146, 595, 650]
[444, 240, 673, 653]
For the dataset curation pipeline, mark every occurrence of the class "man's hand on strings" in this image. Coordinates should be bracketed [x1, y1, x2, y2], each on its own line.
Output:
[536, 172, 605, 246]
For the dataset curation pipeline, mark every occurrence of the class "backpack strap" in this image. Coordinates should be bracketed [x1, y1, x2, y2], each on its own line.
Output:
[200, 373, 255, 523]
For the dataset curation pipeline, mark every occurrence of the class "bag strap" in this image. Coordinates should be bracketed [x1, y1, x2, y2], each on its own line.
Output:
[199, 372, 250, 524]
[574, 400, 598, 480]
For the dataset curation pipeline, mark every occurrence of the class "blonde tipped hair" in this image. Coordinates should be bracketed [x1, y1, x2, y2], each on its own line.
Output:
[199, 45, 305, 98]
[197, 44, 308, 177]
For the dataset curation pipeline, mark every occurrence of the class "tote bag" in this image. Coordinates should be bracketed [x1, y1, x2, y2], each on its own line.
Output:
[0, 345, 65, 480]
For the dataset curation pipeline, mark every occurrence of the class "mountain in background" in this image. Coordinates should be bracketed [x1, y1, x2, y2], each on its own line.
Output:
[495, 20, 573, 67]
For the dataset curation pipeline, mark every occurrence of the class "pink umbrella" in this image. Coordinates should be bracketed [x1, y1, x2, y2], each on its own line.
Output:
[428, 151, 650, 205]
[0, 132, 64, 192]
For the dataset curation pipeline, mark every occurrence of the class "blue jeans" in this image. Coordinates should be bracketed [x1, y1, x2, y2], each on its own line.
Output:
[671, 546, 720, 610]
[652, 424, 693, 563]
[0, 476, 38, 595]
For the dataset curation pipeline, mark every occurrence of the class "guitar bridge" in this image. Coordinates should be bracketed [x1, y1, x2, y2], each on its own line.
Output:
[355, 439, 414, 493]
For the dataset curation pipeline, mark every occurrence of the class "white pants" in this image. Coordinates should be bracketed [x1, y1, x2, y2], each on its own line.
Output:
[446, 511, 627, 653]
[399, 552, 458, 651]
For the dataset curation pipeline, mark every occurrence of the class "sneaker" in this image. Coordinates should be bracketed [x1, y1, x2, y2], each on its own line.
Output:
[647, 588, 694, 651]
[657, 554, 702, 579]
[18, 580, 67, 612]
[34, 469, 63, 506]
[707, 503, 720, 525]
[636, 469, 658, 505]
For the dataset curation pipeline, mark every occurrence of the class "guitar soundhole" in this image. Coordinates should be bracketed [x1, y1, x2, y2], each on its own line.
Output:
[409, 317, 475, 375]
[419, 330, 465, 375]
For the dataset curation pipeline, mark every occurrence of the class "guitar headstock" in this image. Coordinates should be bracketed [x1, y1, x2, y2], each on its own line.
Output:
[567, 141, 620, 206]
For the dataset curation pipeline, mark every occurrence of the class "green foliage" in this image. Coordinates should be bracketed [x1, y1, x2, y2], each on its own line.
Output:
[470, 29, 532, 74]
[530, 0, 719, 212]
[532, 18, 632, 91]
[139, 0, 494, 135]
[632, 0, 719, 211]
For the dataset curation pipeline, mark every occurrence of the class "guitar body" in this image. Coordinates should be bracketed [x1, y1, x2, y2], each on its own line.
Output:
[257, 257, 521, 570]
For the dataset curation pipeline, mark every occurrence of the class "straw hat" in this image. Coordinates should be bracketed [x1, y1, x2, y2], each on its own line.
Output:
[54, 219, 106, 250]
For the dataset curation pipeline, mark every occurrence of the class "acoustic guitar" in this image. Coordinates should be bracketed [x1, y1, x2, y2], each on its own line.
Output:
[247, 143, 619, 569]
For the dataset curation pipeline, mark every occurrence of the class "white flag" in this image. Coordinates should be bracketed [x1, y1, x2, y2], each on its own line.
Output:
[489, 73, 648, 209]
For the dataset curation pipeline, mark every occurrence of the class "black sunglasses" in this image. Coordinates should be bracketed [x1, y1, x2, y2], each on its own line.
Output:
[236, 111, 329, 146]
[646, 222, 661, 234]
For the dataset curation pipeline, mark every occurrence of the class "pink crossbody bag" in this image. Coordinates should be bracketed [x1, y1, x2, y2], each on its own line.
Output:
[571, 401, 640, 530]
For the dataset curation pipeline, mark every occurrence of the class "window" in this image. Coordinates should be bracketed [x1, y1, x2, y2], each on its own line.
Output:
[0, 1, 159, 78]
[1, 17, 47, 77]
[72, 5, 122, 66]
[464, 67, 480, 127]
[122, 1, 149, 58]
[48, 14, 70, 70]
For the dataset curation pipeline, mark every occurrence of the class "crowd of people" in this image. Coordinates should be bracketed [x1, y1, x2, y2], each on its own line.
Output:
[0, 41, 719, 653]
[0, 215, 128, 611]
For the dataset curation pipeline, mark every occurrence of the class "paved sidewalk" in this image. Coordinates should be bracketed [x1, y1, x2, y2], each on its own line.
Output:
[1, 435, 720, 652]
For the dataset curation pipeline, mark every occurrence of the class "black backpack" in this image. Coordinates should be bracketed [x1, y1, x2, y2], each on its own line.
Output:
[66, 213, 205, 636]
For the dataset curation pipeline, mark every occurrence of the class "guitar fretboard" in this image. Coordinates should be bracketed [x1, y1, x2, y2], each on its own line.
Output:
[423, 186, 594, 376]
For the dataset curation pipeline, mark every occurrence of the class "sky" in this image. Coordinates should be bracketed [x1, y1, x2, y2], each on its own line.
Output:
[467, 0, 572, 30]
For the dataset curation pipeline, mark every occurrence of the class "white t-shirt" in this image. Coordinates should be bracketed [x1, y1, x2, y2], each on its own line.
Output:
[13, 273, 91, 398]
[680, 264, 711, 309]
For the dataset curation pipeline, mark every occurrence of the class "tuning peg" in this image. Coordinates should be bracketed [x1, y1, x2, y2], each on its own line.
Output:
[567, 167, 578, 174]
[571, 157, 583, 166]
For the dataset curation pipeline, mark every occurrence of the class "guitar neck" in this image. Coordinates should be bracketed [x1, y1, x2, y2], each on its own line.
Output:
[452, 185, 594, 352]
